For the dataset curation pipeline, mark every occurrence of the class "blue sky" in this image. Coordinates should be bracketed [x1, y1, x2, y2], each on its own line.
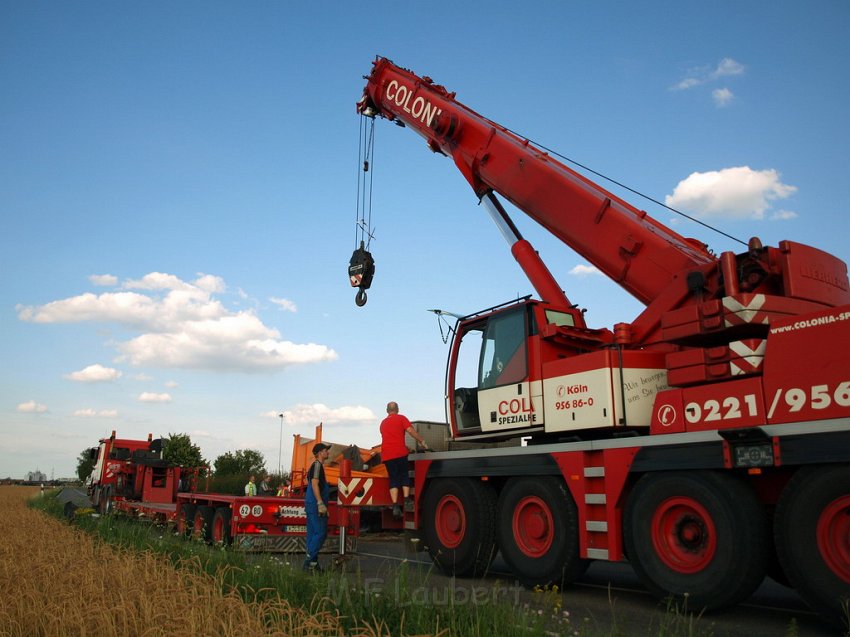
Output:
[2, 2, 848, 479]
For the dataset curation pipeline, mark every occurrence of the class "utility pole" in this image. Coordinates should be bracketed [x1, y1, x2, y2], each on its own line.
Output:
[278, 413, 284, 476]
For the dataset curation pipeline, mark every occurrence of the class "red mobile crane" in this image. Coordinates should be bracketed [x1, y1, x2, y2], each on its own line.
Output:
[353, 57, 850, 626]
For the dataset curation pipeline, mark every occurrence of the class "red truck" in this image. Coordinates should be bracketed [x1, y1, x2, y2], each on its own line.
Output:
[84, 431, 359, 555]
[350, 56, 850, 627]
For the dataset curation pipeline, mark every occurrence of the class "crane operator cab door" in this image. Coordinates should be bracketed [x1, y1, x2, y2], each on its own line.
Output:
[449, 304, 542, 437]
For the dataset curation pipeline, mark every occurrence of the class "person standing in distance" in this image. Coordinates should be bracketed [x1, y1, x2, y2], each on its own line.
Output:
[259, 474, 272, 496]
[276, 478, 292, 497]
[303, 442, 331, 571]
[380, 401, 429, 518]
[244, 474, 257, 497]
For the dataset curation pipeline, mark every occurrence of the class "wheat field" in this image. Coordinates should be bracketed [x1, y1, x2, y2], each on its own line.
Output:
[0, 486, 365, 637]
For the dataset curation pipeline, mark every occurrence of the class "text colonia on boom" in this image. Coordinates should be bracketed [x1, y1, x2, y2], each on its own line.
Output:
[385, 80, 443, 127]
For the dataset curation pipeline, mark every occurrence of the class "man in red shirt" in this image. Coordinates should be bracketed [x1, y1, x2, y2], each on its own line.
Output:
[380, 401, 429, 517]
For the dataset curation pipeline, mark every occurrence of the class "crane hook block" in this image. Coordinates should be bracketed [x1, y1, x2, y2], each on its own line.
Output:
[348, 242, 375, 306]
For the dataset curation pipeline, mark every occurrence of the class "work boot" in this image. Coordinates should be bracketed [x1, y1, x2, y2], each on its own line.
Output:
[302, 560, 322, 573]
[392, 504, 403, 518]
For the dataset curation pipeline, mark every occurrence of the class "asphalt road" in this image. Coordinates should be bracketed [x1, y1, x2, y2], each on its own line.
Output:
[334, 535, 843, 637]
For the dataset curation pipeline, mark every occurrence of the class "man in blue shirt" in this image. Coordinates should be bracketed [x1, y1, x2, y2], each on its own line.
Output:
[303, 442, 331, 571]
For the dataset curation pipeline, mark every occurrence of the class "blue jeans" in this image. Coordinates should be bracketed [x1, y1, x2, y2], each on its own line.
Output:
[304, 502, 328, 564]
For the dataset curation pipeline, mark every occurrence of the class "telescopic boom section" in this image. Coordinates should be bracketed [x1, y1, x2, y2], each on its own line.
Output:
[357, 57, 716, 310]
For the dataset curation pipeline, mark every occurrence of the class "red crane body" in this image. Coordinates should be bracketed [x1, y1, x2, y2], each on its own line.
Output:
[350, 57, 850, 627]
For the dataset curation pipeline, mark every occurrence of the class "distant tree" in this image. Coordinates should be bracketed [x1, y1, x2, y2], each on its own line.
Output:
[76, 448, 97, 482]
[213, 449, 266, 477]
[162, 433, 206, 468]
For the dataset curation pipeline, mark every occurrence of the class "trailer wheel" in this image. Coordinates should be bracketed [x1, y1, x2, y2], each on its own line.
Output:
[211, 507, 233, 546]
[422, 478, 496, 577]
[496, 477, 587, 587]
[176, 503, 196, 536]
[775, 464, 850, 630]
[624, 470, 767, 610]
[192, 506, 215, 543]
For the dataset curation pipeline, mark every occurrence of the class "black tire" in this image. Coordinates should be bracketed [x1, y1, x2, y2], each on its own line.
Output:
[176, 503, 196, 536]
[192, 505, 215, 543]
[624, 470, 768, 611]
[211, 507, 233, 546]
[774, 464, 850, 630]
[422, 478, 497, 577]
[99, 486, 113, 515]
[764, 509, 791, 587]
[496, 477, 587, 587]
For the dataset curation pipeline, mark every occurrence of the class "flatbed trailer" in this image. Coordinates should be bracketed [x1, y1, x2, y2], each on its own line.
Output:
[88, 431, 359, 555]
[112, 492, 357, 554]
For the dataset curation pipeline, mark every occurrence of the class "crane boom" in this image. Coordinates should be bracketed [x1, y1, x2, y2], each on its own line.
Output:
[357, 57, 850, 345]
[357, 58, 715, 303]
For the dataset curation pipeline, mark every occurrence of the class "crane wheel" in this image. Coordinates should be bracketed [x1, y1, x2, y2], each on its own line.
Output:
[422, 478, 496, 577]
[495, 477, 587, 587]
[774, 464, 850, 630]
[624, 470, 768, 611]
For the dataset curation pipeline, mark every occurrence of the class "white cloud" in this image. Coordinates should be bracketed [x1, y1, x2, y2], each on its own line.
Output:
[665, 166, 797, 220]
[672, 58, 745, 103]
[122, 272, 192, 291]
[711, 57, 745, 79]
[73, 408, 119, 418]
[673, 77, 701, 91]
[164, 380, 179, 388]
[17, 272, 337, 372]
[89, 274, 118, 287]
[569, 264, 603, 277]
[770, 209, 799, 221]
[277, 403, 376, 426]
[712, 88, 734, 107]
[138, 392, 172, 403]
[64, 364, 122, 383]
[17, 400, 48, 413]
[16, 291, 158, 325]
[270, 297, 298, 313]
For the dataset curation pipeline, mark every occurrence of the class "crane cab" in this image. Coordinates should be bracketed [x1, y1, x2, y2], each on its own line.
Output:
[446, 298, 669, 441]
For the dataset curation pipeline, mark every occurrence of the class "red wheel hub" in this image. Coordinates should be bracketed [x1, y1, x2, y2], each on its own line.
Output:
[435, 494, 466, 549]
[512, 495, 554, 558]
[816, 494, 850, 583]
[651, 496, 716, 573]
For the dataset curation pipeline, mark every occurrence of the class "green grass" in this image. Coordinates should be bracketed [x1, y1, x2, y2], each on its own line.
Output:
[31, 491, 723, 637]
